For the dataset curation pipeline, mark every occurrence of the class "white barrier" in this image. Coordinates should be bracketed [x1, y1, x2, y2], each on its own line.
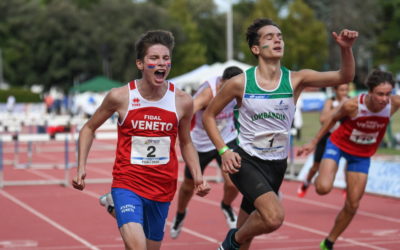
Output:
[0, 131, 117, 188]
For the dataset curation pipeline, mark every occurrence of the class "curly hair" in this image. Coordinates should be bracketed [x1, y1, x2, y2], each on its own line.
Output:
[364, 69, 394, 91]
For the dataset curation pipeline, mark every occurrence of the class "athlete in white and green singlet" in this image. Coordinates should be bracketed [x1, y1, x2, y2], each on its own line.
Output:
[203, 18, 358, 250]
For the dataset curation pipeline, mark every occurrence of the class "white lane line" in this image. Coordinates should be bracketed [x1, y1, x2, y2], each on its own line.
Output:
[283, 194, 400, 223]
[165, 221, 220, 244]
[283, 221, 388, 250]
[0, 190, 99, 250]
[75, 188, 221, 244]
[192, 196, 389, 249]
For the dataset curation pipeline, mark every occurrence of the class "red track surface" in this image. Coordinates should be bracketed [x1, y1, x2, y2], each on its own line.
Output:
[1, 139, 399, 249]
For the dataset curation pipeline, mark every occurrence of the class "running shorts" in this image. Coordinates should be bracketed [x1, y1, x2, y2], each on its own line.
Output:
[184, 139, 237, 179]
[111, 188, 170, 241]
[230, 147, 287, 214]
[322, 138, 371, 174]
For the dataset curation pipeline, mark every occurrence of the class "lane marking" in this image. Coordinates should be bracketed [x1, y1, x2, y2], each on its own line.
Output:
[193, 196, 390, 249]
[283, 194, 400, 223]
[0, 190, 99, 250]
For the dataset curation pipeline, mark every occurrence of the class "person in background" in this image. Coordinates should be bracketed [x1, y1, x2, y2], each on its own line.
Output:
[170, 66, 243, 239]
[298, 70, 400, 250]
[297, 83, 349, 197]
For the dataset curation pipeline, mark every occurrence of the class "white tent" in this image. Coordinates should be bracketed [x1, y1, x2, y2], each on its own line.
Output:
[169, 59, 253, 91]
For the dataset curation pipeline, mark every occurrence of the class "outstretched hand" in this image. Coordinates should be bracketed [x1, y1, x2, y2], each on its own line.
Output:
[296, 142, 316, 157]
[195, 179, 211, 197]
[332, 29, 358, 48]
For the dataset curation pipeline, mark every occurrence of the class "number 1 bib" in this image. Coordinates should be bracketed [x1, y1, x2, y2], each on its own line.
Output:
[252, 131, 288, 153]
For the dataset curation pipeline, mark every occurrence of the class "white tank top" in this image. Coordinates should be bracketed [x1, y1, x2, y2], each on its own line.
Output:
[191, 76, 238, 152]
[235, 66, 295, 160]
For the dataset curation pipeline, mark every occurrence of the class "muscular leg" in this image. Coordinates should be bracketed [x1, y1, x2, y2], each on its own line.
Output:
[119, 222, 147, 250]
[234, 192, 284, 246]
[176, 177, 195, 213]
[306, 161, 320, 183]
[315, 158, 338, 195]
[326, 171, 367, 242]
[221, 171, 239, 206]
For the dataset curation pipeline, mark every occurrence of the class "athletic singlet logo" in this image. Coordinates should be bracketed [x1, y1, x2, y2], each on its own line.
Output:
[251, 111, 286, 122]
[132, 98, 140, 107]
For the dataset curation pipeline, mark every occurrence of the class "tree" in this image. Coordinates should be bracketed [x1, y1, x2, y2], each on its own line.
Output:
[303, 0, 381, 85]
[374, 0, 400, 75]
[167, 0, 207, 76]
[281, 0, 328, 70]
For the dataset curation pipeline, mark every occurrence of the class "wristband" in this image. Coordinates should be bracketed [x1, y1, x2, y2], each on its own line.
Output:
[218, 146, 231, 156]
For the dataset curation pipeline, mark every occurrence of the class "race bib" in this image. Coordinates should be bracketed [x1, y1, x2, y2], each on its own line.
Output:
[131, 136, 170, 165]
[349, 129, 378, 145]
[252, 131, 288, 153]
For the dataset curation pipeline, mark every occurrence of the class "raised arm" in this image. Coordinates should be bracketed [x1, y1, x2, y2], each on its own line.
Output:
[293, 29, 358, 91]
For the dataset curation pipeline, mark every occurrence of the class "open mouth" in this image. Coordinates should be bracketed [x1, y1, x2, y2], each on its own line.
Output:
[155, 70, 166, 80]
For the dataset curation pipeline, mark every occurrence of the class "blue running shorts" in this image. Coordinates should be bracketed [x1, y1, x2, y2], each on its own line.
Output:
[322, 138, 371, 174]
[111, 188, 170, 241]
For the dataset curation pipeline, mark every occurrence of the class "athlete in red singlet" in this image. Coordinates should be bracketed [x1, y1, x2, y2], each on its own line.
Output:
[298, 70, 400, 250]
[72, 30, 210, 250]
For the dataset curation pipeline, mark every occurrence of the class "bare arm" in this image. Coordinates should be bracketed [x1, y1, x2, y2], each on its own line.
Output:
[390, 95, 400, 116]
[319, 99, 334, 124]
[176, 90, 210, 197]
[203, 74, 244, 173]
[293, 29, 358, 93]
[297, 98, 357, 156]
[72, 88, 123, 190]
[193, 84, 213, 114]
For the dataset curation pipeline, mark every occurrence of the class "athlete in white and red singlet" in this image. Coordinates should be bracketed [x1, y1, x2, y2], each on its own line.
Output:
[298, 69, 400, 250]
[72, 30, 210, 250]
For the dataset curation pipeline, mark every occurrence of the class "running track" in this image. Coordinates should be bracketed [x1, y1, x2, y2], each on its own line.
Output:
[1, 139, 399, 249]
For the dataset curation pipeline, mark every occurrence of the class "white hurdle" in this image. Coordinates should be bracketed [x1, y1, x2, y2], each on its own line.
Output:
[0, 133, 75, 188]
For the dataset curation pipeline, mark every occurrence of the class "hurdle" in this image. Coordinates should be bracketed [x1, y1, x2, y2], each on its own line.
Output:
[0, 133, 75, 188]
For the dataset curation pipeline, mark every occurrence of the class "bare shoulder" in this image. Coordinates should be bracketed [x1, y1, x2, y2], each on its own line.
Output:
[391, 95, 400, 113]
[101, 85, 128, 111]
[220, 73, 245, 96]
[176, 88, 194, 117]
[176, 88, 193, 106]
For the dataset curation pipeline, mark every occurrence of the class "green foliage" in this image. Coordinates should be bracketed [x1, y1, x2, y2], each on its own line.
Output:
[281, 0, 328, 70]
[374, 0, 400, 74]
[167, 0, 207, 76]
[0, 88, 41, 103]
[0, 0, 398, 92]
[236, 0, 327, 70]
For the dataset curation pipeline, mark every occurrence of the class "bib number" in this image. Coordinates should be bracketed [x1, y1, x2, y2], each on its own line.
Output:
[349, 129, 378, 145]
[252, 131, 288, 153]
[131, 136, 170, 165]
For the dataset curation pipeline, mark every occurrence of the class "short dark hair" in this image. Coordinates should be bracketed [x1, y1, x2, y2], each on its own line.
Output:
[222, 66, 243, 80]
[364, 69, 394, 91]
[135, 30, 175, 60]
[246, 18, 280, 48]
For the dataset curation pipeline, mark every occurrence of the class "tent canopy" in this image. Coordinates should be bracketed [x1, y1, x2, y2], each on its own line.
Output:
[169, 60, 253, 91]
[70, 76, 123, 93]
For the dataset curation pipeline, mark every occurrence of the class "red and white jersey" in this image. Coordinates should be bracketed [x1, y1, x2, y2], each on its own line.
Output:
[112, 80, 179, 202]
[330, 94, 390, 157]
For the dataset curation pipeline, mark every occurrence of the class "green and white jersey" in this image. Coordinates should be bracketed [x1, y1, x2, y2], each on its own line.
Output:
[235, 66, 295, 160]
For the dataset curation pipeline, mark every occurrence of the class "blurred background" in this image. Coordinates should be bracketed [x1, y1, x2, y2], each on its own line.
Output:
[0, 0, 399, 151]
